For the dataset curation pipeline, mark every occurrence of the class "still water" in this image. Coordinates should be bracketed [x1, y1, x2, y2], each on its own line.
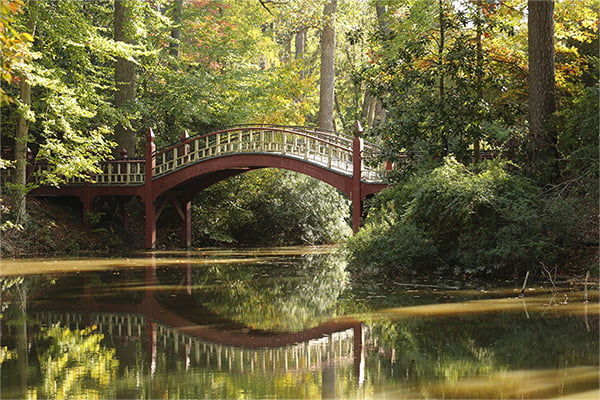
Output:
[1, 247, 598, 399]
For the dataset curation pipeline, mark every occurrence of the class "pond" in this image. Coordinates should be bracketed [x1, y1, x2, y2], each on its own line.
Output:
[1, 247, 598, 399]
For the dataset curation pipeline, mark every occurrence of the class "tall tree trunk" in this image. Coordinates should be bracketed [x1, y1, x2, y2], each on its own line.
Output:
[527, 0, 558, 180]
[473, 0, 483, 164]
[15, 78, 31, 224]
[169, 0, 184, 57]
[374, 1, 389, 38]
[295, 27, 307, 78]
[14, 0, 37, 223]
[318, 0, 337, 131]
[366, 1, 388, 128]
[114, 0, 137, 157]
[438, 0, 448, 156]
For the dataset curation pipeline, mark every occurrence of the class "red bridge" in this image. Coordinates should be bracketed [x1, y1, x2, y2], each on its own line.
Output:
[28, 124, 389, 249]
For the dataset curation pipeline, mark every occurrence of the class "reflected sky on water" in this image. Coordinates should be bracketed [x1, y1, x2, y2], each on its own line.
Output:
[1, 247, 598, 399]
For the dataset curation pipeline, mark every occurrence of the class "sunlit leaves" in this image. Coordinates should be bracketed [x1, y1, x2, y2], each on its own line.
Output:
[360, 0, 528, 160]
[0, 0, 33, 105]
[554, 0, 599, 90]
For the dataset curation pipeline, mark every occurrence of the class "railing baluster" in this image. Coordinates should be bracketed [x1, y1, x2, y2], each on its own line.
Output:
[282, 132, 286, 155]
[107, 162, 113, 183]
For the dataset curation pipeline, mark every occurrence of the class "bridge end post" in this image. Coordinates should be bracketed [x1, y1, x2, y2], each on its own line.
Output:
[352, 122, 364, 234]
[179, 197, 192, 249]
[144, 128, 156, 249]
[80, 184, 93, 232]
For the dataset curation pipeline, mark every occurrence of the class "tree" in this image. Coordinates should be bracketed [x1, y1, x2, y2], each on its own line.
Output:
[358, 0, 527, 166]
[0, 0, 33, 106]
[13, 0, 36, 223]
[318, 0, 337, 130]
[113, 0, 138, 157]
[169, 0, 184, 57]
[527, 0, 559, 181]
[2, 0, 126, 190]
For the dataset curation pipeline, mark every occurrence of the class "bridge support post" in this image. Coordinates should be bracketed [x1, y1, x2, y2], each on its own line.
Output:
[179, 132, 192, 249]
[353, 322, 364, 382]
[180, 199, 192, 248]
[144, 128, 157, 249]
[81, 184, 93, 232]
[352, 123, 364, 233]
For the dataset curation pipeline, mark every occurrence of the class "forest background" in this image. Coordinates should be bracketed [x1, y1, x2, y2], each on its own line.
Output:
[0, 0, 598, 276]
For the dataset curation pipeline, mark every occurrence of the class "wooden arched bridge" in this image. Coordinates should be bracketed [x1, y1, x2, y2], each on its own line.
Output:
[28, 124, 389, 249]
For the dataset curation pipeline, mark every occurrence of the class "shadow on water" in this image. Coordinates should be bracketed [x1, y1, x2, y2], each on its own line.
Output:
[1, 247, 598, 399]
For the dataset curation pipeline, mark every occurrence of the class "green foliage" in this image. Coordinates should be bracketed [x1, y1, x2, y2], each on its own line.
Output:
[556, 86, 600, 196]
[2, 0, 118, 184]
[193, 169, 352, 246]
[346, 158, 581, 275]
[359, 0, 526, 161]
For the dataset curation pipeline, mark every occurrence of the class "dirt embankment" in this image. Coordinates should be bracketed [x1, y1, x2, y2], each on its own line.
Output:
[0, 197, 142, 257]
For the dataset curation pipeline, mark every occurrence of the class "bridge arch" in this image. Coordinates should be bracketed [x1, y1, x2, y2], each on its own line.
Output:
[152, 153, 355, 201]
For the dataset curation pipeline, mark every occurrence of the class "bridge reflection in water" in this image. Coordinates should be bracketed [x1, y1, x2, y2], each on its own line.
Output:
[31, 259, 366, 385]
[34, 311, 363, 378]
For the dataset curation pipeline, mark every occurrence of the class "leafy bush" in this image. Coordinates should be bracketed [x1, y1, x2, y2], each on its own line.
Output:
[193, 169, 352, 246]
[346, 158, 581, 275]
[557, 86, 600, 197]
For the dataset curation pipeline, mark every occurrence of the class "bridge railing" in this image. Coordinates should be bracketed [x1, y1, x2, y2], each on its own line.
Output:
[18, 125, 387, 187]
[225, 124, 355, 149]
[25, 159, 146, 186]
[33, 310, 361, 374]
[154, 126, 362, 178]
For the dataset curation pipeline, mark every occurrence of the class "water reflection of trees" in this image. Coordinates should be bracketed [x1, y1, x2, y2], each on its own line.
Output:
[191, 253, 349, 332]
[1, 276, 120, 400]
[365, 312, 599, 396]
[37, 325, 119, 399]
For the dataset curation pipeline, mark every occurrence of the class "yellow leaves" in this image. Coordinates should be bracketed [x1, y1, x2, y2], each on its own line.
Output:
[0, 0, 33, 104]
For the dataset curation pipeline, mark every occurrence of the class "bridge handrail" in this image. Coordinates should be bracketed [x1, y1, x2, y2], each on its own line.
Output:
[26, 158, 146, 186]
[222, 124, 355, 141]
[151, 125, 386, 181]
[21, 125, 388, 187]
[153, 126, 356, 158]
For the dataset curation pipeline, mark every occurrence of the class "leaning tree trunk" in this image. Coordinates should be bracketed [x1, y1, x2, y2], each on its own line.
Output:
[114, 0, 137, 158]
[527, 0, 559, 181]
[318, 0, 337, 131]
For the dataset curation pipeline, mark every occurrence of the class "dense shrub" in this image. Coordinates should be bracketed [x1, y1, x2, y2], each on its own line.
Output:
[346, 158, 580, 275]
[193, 168, 352, 246]
[557, 86, 600, 197]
